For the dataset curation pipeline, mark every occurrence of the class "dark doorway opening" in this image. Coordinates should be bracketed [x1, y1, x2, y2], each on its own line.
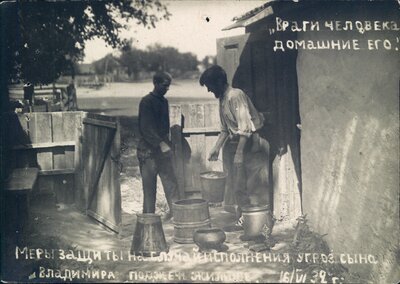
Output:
[217, 29, 302, 221]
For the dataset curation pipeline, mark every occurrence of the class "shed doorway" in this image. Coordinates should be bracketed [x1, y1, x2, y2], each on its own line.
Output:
[216, 30, 302, 221]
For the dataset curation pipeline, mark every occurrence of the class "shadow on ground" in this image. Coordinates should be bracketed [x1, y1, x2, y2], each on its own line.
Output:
[1, 111, 358, 283]
[2, 193, 300, 283]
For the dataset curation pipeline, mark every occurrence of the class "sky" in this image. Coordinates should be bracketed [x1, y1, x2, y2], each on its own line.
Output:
[83, 0, 265, 63]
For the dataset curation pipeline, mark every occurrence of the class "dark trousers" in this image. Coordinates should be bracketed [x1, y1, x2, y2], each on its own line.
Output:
[223, 136, 270, 211]
[137, 148, 179, 214]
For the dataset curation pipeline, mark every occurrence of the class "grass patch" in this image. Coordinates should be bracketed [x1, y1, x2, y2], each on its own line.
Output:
[286, 215, 365, 283]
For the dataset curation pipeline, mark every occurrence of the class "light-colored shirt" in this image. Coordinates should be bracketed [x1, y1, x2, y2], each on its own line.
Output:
[219, 86, 264, 137]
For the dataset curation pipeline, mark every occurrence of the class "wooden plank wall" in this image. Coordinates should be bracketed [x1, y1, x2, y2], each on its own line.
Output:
[170, 103, 222, 195]
[170, 105, 185, 199]
[11, 112, 83, 204]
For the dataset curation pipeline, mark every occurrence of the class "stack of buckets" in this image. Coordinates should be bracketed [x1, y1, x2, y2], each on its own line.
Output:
[130, 170, 273, 254]
[172, 171, 227, 244]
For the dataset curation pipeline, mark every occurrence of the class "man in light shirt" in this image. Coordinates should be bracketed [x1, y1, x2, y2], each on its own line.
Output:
[199, 65, 272, 227]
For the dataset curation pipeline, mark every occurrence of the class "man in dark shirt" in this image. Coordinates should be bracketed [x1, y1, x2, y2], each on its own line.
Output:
[137, 72, 178, 221]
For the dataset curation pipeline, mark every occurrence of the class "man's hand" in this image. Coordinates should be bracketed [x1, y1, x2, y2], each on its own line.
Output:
[208, 147, 220, 161]
[160, 141, 171, 153]
[234, 152, 244, 164]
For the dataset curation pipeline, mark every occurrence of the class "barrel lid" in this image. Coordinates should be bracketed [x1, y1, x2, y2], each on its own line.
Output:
[241, 205, 270, 212]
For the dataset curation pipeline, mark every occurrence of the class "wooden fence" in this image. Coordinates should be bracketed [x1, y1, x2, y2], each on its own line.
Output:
[10, 112, 82, 204]
[9, 111, 121, 233]
[170, 103, 223, 198]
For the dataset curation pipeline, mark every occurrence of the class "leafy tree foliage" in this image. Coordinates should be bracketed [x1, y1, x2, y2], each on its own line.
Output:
[117, 43, 199, 79]
[201, 55, 217, 69]
[4, 0, 170, 85]
[118, 46, 147, 80]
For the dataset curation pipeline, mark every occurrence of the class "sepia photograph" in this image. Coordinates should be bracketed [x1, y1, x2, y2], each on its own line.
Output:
[1, 0, 399, 283]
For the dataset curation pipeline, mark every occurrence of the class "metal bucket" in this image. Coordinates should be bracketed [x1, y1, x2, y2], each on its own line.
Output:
[242, 205, 274, 238]
[130, 213, 169, 257]
[200, 171, 227, 203]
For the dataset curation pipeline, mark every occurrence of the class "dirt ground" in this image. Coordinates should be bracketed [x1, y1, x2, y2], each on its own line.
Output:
[3, 196, 300, 283]
[2, 127, 361, 284]
[2, 115, 301, 283]
[2, 87, 361, 283]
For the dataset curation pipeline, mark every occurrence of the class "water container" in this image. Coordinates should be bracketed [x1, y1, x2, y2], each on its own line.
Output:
[172, 199, 211, 243]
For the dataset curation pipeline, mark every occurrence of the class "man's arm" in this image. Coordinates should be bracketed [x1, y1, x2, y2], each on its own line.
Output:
[208, 131, 229, 161]
[208, 102, 230, 161]
[229, 90, 255, 163]
[230, 90, 255, 136]
[139, 99, 164, 148]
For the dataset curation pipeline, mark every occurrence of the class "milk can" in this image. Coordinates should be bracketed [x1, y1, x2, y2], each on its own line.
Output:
[241, 205, 274, 238]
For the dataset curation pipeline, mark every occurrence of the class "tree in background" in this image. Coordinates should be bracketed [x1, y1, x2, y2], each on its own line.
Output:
[177, 52, 199, 74]
[117, 43, 199, 79]
[145, 44, 198, 76]
[201, 55, 217, 70]
[0, 1, 170, 182]
[119, 45, 147, 80]
[4, 0, 170, 86]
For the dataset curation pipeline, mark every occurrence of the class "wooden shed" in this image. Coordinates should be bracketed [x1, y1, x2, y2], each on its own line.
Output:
[217, 1, 303, 222]
[215, 0, 399, 282]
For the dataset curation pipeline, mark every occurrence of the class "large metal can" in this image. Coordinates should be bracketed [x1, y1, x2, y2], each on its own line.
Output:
[242, 205, 274, 238]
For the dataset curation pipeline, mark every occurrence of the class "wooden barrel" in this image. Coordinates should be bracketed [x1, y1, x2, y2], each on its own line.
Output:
[172, 199, 211, 244]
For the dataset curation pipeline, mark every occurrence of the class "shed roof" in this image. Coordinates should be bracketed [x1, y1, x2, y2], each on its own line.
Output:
[222, 0, 385, 31]
[222, 0, 277, 30]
